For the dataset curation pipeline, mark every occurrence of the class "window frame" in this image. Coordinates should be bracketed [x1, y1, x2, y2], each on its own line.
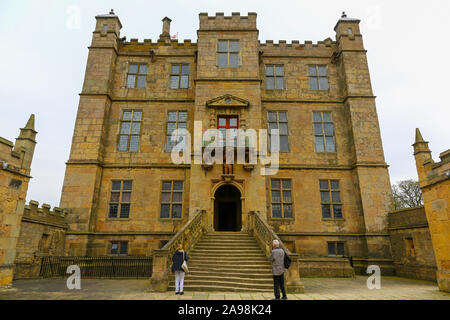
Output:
[126, 63, 147, 89]
[108, 180, 133, 220]
[327, 241, 345, 257]
[267, 111, 290, 153]
[405, 237, 416, 257]
[319, 179, 343, 220]
[270, 178, 294, 220]
[117, 109, 142, 152]
[265, 64, 285, 90]
[110, 241, 129, 256]
[313, 111, 336, 153]
[217, 115, 239, 147]
[160, 180, 184, 220]
[170, 63, 190, 89]
[217, 40, 240, 68]
[308, 64, 329, 91]
[165, 110, 188, 152]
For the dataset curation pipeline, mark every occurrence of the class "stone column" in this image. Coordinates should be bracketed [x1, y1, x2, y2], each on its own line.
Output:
[149, 249, 169, 292]
[285, 253, 305, 293]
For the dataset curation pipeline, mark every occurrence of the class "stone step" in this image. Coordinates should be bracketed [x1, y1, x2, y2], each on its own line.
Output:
[167, 284, 273, 292]
[193, 245, 262, 249]
[169, 274, 273, 285]
[195, 240, 259, 245]
[201, 234, 254, 239]
[187, 265, 272, 273]
[189, 255, 269, 262]
[168, 280, 274, 291]
[185, 269, 273, 278]
[190, 251, 266, 258]
[188, 261, 271, 268]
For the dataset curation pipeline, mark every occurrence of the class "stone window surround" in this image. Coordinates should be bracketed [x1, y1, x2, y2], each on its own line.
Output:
[164, 110, 188, 152]
[405, 237, 416, 257]
[265, 64, 285, 90]
[267, 110, 290, 153]
[313, 111, 337, 153]
[319, 179, 344, 220]
[159, 180, 184, 220]
[109, 241, 129, 255]
[217, 39, 240, 68]
[269, 178, 294, 220]
[170, 63, 190, 89]
[126, 63, 147, 89]
[107, 180, 133, 220]
[327, 241, 345, 257]
[308, 64, 329, 91]
[117, 109, 142, 152]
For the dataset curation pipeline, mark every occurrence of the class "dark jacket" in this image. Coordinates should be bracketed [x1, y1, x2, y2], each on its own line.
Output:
[171, 250, 189, 273]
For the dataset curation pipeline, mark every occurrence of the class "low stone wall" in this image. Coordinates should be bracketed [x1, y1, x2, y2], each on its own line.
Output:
[13, 201, 68, 279]
[298, 257, 355, 278]
[388, 206, 437, 281]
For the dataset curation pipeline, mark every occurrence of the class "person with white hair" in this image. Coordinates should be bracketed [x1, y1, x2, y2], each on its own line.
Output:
[268, 239, 287, 300]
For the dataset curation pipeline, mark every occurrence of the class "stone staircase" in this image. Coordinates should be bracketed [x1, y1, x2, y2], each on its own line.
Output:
[168, 232, 273, 292]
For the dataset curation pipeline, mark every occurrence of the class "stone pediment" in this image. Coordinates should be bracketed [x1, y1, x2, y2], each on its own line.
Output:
[205, 94, 250, 108]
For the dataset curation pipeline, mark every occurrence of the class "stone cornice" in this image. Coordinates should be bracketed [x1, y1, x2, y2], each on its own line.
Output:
[21, 216, 68, 229]
[195, 78, 261, 83]
[279, 232, 389, 237]
[66, 231, 176, 236]
[388, 224, 429, 231]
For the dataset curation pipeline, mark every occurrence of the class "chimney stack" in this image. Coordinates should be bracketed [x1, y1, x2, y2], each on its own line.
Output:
[159, 17, 172, 41]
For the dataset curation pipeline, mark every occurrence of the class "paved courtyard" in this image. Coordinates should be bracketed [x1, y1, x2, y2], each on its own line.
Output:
[0, 276, 449, 300]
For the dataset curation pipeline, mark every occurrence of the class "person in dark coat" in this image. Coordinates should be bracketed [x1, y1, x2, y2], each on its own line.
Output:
[171, 245, 188, 295]
[268, 239, 287, 300]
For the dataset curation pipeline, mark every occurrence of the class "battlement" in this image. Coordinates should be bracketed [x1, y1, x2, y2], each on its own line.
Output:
[0, 136, 28, 176]
[23, 200, 68, 223]
[120, 38, 197, 54]
[260, 37, 336, 49]
[199, 12, 257, 31]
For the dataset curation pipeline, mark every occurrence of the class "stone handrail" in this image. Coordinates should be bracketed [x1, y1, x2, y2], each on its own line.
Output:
[248, 210, 292, 257]
[247, 210, 304, 293]
[149, 209, 207, 292]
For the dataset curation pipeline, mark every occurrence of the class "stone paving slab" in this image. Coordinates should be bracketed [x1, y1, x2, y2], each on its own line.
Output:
[0, 276, 449, 300]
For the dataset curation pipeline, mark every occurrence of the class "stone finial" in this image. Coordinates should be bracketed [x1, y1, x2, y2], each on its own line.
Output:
[109, 9, 115, 15]
[24, 114, 35, 131]
[342, 12, 347, 18]
[415, 128, 425, 143]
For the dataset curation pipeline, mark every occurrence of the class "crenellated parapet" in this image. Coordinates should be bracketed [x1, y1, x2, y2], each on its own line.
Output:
[120, 38, 197, 54]
[199, 12, 257, 31]
[22, 200, 68, 227]
[259, 38, 337, 57]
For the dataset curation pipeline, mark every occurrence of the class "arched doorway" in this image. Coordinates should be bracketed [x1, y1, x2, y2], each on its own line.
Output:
[214, 185, 242, 231]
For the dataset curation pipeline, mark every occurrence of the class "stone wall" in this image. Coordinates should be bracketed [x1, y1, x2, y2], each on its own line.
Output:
[13, 201, 68, 278]
[0, 115, 36, 287]
[388, 206, 437, 281]
[413, 130, 449, 292]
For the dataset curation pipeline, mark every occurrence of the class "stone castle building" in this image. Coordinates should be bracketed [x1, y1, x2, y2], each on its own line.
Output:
[413, 129, 449, 292]
[59, 10, 395, 279]
[0, 115, 36, 287]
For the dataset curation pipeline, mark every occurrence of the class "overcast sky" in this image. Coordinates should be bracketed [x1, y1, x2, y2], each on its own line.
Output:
[0, 0, 449, 206]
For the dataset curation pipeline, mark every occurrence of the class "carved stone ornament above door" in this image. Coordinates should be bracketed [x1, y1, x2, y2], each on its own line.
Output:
[205, 94, 250, 108]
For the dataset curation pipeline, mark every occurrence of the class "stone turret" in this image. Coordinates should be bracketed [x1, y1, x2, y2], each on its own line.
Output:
[14, 114, 37, 176]
[413, 128, 433, 183]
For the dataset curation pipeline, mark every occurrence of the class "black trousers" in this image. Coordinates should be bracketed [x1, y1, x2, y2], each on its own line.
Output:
[273, 273, 286, 299]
